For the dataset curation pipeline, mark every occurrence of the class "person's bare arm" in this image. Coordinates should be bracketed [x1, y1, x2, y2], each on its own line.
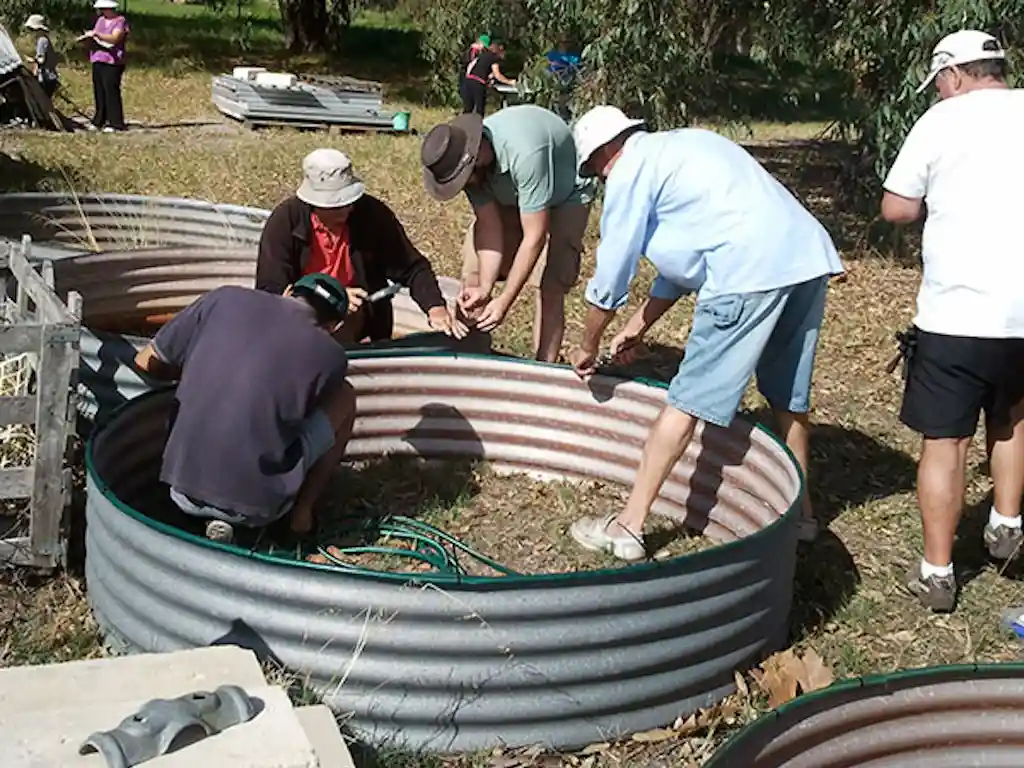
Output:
[469, 201, 505, 292]
[134, 344, 181, 380]
[500, 209, 548, 305]
[880, 191, 923, 224]
[490, 62, 516, 86]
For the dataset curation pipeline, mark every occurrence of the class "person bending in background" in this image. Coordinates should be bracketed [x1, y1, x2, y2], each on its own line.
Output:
[133, 274, 356, 544]
[81, 0, 129, 132]
[881, 30, 1024, 613]
[459, 33, 490, 97]
[22, 14, 59, 99]
[565, 106, 843, 561]
[257, 148, 466, 343]
[420, 105, 594, 362]
[461, 40, 516, 117]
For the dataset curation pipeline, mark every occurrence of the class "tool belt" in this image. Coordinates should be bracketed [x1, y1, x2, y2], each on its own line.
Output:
[885, 326, 918, 380]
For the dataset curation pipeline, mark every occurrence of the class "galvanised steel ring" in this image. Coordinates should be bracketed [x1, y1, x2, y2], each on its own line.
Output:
[706, 663, 1024, 768]
[85, 349, 804, 752]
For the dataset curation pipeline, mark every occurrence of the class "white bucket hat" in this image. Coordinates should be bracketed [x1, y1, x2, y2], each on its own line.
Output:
[916, 29, 1006, 94]
[572, 105, 645, 177]
[94, 0, 119, 9]
[296, 149, 366, 209]
[23, 14, 48, 31]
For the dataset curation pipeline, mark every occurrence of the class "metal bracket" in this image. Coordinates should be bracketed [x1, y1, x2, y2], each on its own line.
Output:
[78, 684, 260, 768]
[43, 326, 81, 346]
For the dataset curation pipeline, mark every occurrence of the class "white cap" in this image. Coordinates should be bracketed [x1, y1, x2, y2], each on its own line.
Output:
[94, 0, 119, 9]
[572, 105, 645, 177]
[23, 14, 48, 31]
[917, 30, 1006, 94]
[296, 148, 366, 209]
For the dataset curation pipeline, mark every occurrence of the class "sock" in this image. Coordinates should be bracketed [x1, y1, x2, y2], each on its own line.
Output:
[920, 559, 953, 580]
[989, 508, 1022, 529]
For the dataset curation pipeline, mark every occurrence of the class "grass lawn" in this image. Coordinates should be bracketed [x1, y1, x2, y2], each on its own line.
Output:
[1, 5, 1023, 767]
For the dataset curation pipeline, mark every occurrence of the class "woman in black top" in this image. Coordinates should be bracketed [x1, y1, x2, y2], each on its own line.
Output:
[460, 42, 516, 116]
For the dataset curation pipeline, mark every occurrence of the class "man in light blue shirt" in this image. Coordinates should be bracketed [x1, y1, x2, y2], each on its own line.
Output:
[566, 106, 844, 562]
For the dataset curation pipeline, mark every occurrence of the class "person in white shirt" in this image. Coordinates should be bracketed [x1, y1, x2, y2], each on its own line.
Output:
[882, 29, 1024, 612]
[564, 106, 843, 561]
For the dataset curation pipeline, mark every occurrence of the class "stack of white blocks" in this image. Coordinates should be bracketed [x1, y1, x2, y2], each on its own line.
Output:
[0, 645, 356, 768]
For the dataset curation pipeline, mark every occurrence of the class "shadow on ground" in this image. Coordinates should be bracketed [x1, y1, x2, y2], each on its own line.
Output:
[0, 151, 82, 194]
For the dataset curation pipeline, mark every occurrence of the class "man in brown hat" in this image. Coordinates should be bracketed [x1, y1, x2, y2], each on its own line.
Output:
[420, 105, 593, 362]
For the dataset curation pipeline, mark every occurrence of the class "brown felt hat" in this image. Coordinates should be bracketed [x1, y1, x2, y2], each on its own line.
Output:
[420, 113, 484, 202]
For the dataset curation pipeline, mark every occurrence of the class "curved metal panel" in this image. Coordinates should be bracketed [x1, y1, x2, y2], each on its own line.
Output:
[706, 664, 1024, 768]
[0, 193, 268, 251]
[85, 352, 802, 752]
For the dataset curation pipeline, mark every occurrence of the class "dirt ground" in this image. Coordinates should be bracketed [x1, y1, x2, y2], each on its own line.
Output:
[304, 458, 715, 576]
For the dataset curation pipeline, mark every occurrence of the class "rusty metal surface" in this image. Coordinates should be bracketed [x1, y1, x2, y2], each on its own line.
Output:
[707, 664, 1024, 768]
[85, 351, 803, 752]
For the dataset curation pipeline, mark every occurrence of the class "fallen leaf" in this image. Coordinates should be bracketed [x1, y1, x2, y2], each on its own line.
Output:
[797, 648, 835, 693]
[487, 758, 521, 768]
[672, 713, 699, 735]
[579, 743, 610, 755]
[754, 649, 800, 707]
[580, 757, 596, 768]
[734, 670, 749, 698]
[631, 727, 678, 743]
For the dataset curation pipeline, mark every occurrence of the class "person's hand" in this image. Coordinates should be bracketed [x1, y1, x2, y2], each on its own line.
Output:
[458, 283, 491, 314]
[427, 305, 469, 339]
[609, 330, 646, 366]
[345, 287, 367, 316]
[568, 346, 599, 379]
[474, 295, 511, 333]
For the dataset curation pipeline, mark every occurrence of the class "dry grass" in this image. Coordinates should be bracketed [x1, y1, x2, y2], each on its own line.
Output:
[2, 22, 1024, 768]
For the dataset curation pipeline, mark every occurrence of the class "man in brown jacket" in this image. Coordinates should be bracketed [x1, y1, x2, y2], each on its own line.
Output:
[257, 148, 465, 343]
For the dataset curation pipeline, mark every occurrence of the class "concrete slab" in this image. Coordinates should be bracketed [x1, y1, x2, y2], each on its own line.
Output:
[0, 645, 267, 715]
[295, 705, 356, 768]
[3, 684, 320, 768]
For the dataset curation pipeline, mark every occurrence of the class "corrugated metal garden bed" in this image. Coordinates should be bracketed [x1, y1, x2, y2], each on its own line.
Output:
[85, 349, 804, 752]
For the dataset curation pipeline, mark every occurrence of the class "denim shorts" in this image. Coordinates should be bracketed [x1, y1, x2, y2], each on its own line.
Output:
[667, 275, 829, 428]
[170, 408, 336, 526]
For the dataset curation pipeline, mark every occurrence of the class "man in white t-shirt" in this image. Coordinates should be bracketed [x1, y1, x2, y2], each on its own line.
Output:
[882, 29, 1024, 612]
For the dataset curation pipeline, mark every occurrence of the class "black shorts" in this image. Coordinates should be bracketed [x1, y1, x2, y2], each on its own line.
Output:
[900, 328, 1024, 439]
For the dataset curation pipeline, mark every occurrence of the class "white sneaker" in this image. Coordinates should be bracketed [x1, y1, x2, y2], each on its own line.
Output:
[102, 126, 115, 133]
[570, 514, 647, 562]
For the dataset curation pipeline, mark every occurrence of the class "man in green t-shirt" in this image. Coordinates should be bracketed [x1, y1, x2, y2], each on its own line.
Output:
[421, 105, 594, 361]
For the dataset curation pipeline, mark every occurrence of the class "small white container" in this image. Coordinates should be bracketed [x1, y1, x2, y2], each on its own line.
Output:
[231, 66, 267, 81]
[254, 72, 298, 88]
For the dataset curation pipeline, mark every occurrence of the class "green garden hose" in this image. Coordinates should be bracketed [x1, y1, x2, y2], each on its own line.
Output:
[313, 513, 521, 579]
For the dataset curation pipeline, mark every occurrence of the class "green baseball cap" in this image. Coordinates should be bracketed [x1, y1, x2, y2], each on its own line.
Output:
[293, 272, 349, 319]
[479, 34, 491, 46]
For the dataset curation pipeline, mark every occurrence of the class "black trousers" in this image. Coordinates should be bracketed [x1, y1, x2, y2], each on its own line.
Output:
[40, 79, 58, 100]
[460, 79, 487, 116]
[91, 62, 126, 130]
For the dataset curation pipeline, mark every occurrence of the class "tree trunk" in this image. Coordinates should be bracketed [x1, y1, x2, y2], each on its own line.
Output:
[278, 0, 339, 53]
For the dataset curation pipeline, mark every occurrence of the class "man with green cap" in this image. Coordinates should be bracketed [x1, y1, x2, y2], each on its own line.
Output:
[420, 105, 593, 361]
[133, 274, 356, 543]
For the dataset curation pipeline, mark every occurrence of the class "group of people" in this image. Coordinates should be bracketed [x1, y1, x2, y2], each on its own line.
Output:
[141, 28, 1022, 615]
[21, 0, 129, 132]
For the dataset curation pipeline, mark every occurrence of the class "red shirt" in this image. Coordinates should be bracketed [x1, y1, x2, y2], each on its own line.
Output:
[305, 213, 354, 285]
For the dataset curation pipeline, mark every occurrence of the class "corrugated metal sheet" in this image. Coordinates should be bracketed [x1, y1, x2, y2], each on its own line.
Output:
[707, 664, 1024, 767]
[52, 247, 467, 425]
[85, 352, 802, 752]
[0, 193, 475, 422]
[211, 76, 404, 130]
[0, 25, 21, 78]
[0, 193, 268, 252]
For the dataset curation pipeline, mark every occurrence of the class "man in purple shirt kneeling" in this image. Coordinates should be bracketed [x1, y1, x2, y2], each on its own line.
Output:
[133, 274, 356, 544]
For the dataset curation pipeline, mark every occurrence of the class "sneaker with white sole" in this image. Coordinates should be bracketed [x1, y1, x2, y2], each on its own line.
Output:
[984, 523, 1023, 561]
[570, 514, 647, 562]
[205, 519, 234, 544]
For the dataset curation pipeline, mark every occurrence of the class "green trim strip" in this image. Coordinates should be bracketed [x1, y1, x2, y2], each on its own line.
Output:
[85, 348, 806, 587]
[706, 661, 1024, 766]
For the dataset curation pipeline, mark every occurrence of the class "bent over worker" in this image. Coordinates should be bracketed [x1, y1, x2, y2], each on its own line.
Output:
[566, 106, 844, 561]
[257, 148, 465, 344]
[134, 275, 357, 544]
[881, 30, 1024, 612]
[420, 105, 594, 362]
